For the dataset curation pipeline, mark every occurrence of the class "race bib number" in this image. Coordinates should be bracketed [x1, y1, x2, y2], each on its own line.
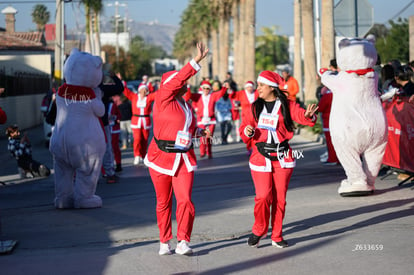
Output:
[258, 113, 278, 131]
[202, 117, 211, 124]
[283, 84, 288, 90]
[137, 100, 147, 108]
[174, 131, 192, 150]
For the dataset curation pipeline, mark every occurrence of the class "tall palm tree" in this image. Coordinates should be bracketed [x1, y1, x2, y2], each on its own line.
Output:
[218, 1, 233, 81]
[321, 0, 335, 68]
[210, 0, 221, 80]
[294, 0, 303, 101]
[232, 0, 242, 84]
[31, 4, 50, 32]
[244, 0, 255, 82]
[91, 0, 103, 56]
[301, 0, 317, 103]
[82, 0, 102, 55]
[83, 0, 93, 53]
[174, 0, 214, 84]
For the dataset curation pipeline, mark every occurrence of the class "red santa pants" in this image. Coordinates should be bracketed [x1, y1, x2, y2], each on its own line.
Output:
[324, 130, 338, 163]
[132, 128, 150, 158]
[111, 133, 121, 165]
[198, 124, 215, 157]
[251, 162, 293, 242]
[149, 163, 195, 243]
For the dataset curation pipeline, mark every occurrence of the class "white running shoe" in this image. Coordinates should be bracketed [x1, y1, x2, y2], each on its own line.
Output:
[158, 241, 172, 255]
[133, 156, 140, 165]
[175, 240, 193, 255]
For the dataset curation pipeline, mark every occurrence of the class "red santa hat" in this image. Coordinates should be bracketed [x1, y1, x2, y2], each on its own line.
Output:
[244, 81, 255, 88]
[257, 71, 284, 87]
[138, 83, 148, 92]
[200, 80, 212, 89]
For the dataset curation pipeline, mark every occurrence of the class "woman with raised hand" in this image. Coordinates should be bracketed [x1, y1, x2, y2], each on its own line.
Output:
[144, 43, 210, 256]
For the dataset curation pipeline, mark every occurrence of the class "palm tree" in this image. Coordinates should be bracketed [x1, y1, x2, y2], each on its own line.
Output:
[232, 0, 242, 84]
[294, 0, 303, 101]
[82, 0, 102, 55]
[31, 4, 50, 32]
[91, 0, 103, 56]
[83, 0, 93, 53]
[244, 0, 255, 82]
[321, 0, 335, 68]
[210, 0, 221, 80]
[218, 1, 233, 81]
[301, 0, 317, 103]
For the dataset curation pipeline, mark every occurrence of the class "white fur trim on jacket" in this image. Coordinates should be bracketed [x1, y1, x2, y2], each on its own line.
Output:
[144, 153, 197, 176]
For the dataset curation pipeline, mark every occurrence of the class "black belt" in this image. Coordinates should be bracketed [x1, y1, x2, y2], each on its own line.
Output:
[255, 140, 289, 161]
[133, 114, 150, 117]
[154, 137, 193, 153]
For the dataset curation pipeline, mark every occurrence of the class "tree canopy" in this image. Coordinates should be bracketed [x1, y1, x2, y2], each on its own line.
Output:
[255, 26, 289, 73]
[103, 35, 167, 80]
[369, 18, 409, 64]
[31, 4, 50, 31]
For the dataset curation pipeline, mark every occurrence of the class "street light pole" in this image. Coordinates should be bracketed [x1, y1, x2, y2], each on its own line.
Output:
[108, 1, 126, 66]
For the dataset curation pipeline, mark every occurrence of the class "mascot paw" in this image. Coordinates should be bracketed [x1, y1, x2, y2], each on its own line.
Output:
[338, 179, 374, 197]
[74, 195, 103, 209]
[55, 197, 75, 209]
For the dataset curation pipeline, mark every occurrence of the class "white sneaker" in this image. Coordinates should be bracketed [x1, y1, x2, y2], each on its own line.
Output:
[319, 151, 328, 162]
[133, 156, 140, 165]
[175, 240, 193, 255]
[158, 241, 172, 255]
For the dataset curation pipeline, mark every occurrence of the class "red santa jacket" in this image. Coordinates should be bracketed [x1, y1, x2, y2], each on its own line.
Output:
[184, 87, 227, 125]
[0, 107, 7, 124]
[240, 99, 316, 171]
[144, 60, 201, 176]
[123, 85, 156, 130]
[230, 89, 259, 122]
[318, 87, 333, 131]
[108, 102, 121, 134]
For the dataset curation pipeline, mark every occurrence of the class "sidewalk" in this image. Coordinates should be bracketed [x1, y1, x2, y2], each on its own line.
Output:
[0, 124, 413, 275]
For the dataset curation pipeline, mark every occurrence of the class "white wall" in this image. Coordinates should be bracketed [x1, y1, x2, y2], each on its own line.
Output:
[0, 94, 44, 136]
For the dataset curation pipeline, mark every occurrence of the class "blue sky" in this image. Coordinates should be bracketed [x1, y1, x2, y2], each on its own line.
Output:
[1, 0, 413, 36]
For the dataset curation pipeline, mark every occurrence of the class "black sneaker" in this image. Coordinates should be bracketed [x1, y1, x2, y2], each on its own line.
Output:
[247, 233, 265, 247]
[272, 240, 288, 248]
[115, 164, 123, 172]
[39, 165, 50, 177]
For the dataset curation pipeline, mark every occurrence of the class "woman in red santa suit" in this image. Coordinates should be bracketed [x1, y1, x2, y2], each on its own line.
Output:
[108, 99, 123, 172]
[184, 79, 228, 158]
[144, 42, 210, 256]
[230, 81, 258, 152]
[241, 71, 318, 248]
[123, 83, 156, 165]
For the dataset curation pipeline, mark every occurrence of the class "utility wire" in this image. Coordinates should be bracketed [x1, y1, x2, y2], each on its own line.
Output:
[386, 0, 414, 22]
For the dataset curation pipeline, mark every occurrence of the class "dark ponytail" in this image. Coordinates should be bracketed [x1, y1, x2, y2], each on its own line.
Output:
[252, 87, 295, 132]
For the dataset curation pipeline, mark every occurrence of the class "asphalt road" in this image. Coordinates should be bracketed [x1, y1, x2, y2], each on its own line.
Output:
[0, 125, 413, 275]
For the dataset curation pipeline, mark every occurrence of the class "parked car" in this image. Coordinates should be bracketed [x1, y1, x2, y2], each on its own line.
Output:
[126, 80, 141, 93]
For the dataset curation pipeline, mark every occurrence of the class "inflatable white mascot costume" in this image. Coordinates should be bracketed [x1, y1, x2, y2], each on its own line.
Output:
[50, 49, 106, 208]
[320, 37, 388, 196]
